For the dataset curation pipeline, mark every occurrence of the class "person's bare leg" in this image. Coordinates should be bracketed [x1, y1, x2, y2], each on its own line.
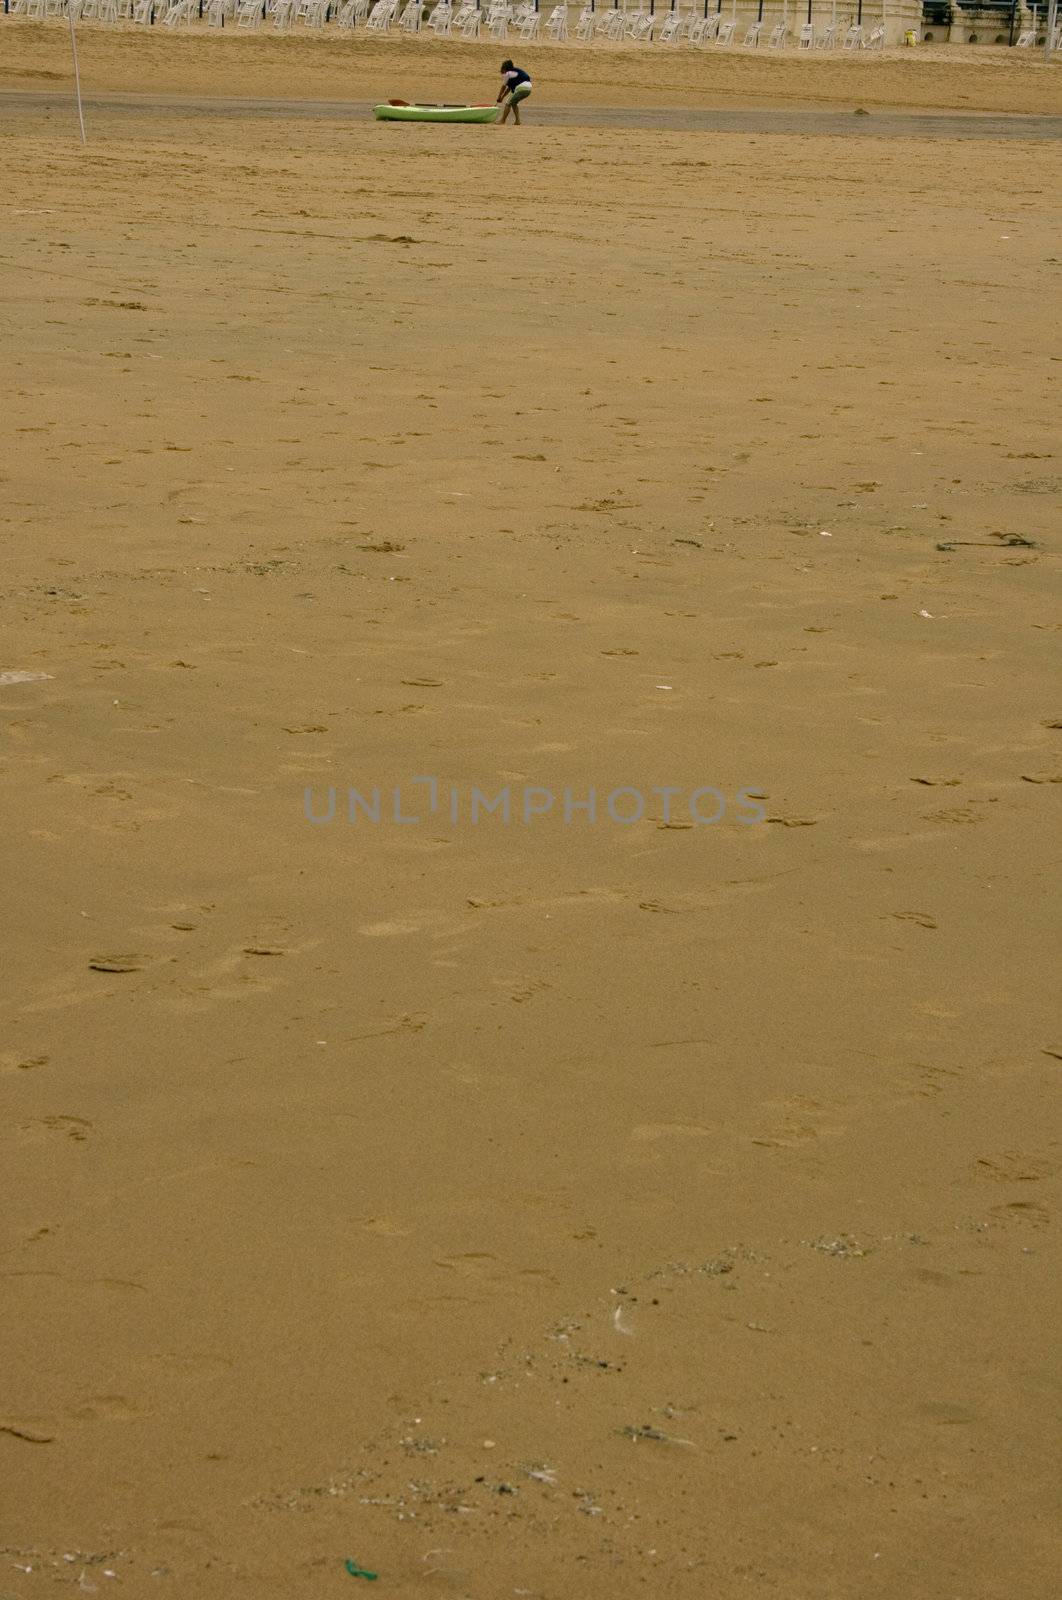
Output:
[499, 102, 511, 125]
[513, 103, 521, 126]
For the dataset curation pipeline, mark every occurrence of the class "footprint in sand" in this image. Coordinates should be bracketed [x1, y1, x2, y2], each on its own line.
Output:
[68, 1395, 139, 1423]
[630, 1123, 714, 1142]
[433, 1253, 500, 1279]
[17, 1115, 93, 1145]
[358, 910, 460, 938]
[360, 1217, 413, 1238]
[0, 1419, 56, 1445]
[988, 1200, 1050, 1229]
[750, 1097, 845, 1149]
[0, 1051, 49, 1074]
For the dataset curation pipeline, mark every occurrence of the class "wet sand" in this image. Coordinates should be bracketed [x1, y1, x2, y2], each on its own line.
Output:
[1, 23, 1060, 1600]
[4, 85, 1062, 135]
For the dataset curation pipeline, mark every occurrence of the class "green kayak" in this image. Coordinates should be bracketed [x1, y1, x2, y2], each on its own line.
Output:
[374, 103, 500, 124]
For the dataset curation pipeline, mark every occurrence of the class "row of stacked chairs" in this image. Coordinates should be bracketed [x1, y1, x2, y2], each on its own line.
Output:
[5, 0, 894, 48]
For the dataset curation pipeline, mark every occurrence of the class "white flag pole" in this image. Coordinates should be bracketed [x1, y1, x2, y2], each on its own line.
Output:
[67, 8, 87, 145]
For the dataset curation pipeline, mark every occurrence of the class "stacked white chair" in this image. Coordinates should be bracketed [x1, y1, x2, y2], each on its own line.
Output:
[486, 0, 511, 37]
[163, 0, 197, 26]
[455, 0, 480, 35]
[367, 0, 400, 27]
[38, 0, 904, 51]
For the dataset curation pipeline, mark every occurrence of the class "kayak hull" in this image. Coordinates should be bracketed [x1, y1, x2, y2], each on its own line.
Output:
[374, 103, 501, 124]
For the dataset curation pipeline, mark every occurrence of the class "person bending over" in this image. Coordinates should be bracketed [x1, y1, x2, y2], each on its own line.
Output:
[497, 59, 532, 126]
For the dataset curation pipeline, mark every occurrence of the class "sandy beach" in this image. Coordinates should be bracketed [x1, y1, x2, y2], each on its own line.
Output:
[1, 20, 1060, 1600]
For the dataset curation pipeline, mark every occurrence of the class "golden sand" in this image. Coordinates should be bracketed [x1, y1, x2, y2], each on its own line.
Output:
[2, 21, 1060, 1600]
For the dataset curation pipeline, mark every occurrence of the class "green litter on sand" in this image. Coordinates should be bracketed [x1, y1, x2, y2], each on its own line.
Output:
[344, 1559, 378, 1581]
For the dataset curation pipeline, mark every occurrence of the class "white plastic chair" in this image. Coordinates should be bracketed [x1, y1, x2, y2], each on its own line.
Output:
[486, 1, 511, 38]
[399, 0, 422, 27]
[600, 6, 625, 38]
[163, 0, 197, 26]
[797, 19, 812, 46]
[427, 0, 452, 31]
[864, 23, 884, 47]
[366, 0, 400, 28]
[658, 9, 684, 41]
[842, 23, 863, 48]
[628, 9, 655, 39]
[456, 0, 480, 36]
[743, 18, 762, 44]
[715, 16, 735, 43]
[767, 20, 787, 45]
[814, 21, 835, 46]
[514, 0, 539, 36]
